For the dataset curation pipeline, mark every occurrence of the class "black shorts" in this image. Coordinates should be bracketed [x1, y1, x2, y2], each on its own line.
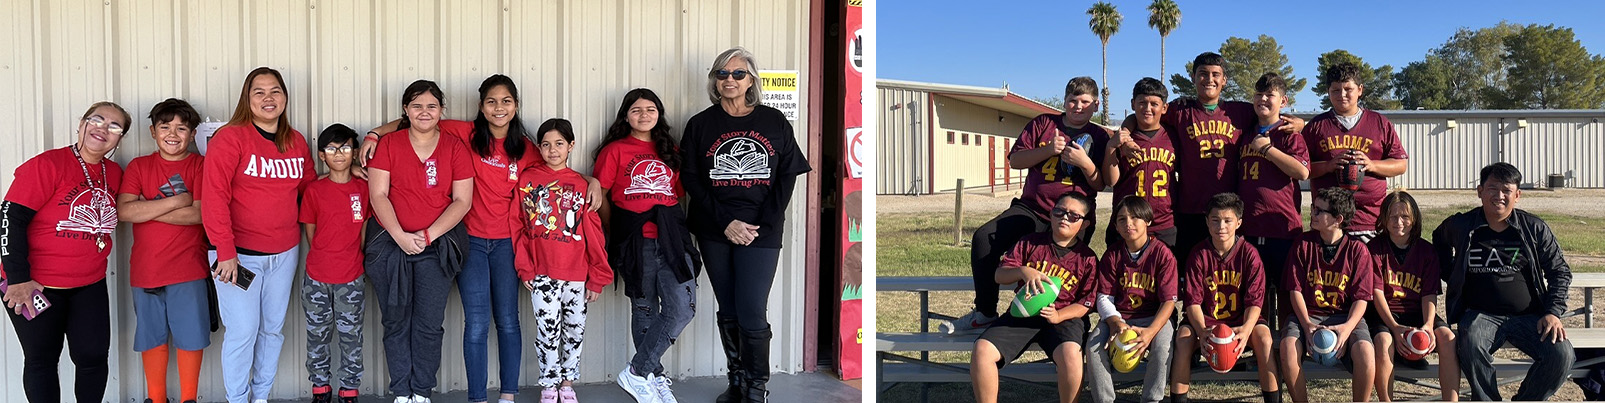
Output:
[977, 315, 1090, 368]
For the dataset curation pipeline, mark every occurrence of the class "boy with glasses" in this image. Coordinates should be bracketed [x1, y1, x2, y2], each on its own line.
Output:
[1280, 187, 1378, 402]
[970, 192, 1100, 403]
[298, 124, 371, 403]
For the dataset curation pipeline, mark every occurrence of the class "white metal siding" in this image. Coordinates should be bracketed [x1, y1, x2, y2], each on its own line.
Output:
[875, 87, 927, 195]
[1388, 115, 1605, 189]
[0, 1, 813, 402]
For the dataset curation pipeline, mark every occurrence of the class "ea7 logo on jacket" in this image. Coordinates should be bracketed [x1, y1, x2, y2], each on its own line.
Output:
[242, 155, 306, 179]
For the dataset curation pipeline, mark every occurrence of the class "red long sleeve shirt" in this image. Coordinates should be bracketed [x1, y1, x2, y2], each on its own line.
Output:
[511, 164, 613, 293]
[201, 125, 315, 261]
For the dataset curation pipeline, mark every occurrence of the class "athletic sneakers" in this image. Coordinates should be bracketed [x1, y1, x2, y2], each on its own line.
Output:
[939, 310, 997, 334]
[412, 395, 431, 403]
[617, 365, 660, 403]
[393, 396, 413, 403]
[651, 375, 679, 403]
[338, 388, 360, 403]
[313, 385, 333, 403]
[558, 386, 578, 403]
[540, 388, 559, 403]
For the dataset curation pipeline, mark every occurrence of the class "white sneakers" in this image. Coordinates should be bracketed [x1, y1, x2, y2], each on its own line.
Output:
[939, 309, 997, 334]
[393, 397, 412, 403]
[617, 364, 660, 403]
[412, 395, 431, 403]
[651, 375, 679, 403]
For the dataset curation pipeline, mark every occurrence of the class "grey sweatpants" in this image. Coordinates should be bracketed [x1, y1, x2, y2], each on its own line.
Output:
[1084, 316, 1173, 403]
[302, 275, 366, 389]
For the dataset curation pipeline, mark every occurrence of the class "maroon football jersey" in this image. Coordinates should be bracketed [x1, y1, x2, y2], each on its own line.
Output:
[1000, 232, 1100, 310]
[1368, 237, 1442, 315]
[1285, 231, 1378, 317]
[1162, 99, 1256, 215]
[1110, 128, 1177, 231]
[1238, 127, 1310, 239]
[1183, 238, 1266, 327]
[1097, 239, 1179, 319]
[1302, 110, 1408, 232]
[1010, 113, 1110, 218]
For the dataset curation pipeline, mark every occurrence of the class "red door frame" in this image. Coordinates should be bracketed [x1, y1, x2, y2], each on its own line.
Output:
[802, 0, 827, 373]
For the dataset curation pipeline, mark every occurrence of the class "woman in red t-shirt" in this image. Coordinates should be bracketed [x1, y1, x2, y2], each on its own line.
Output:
[202, 67, 318, 403]
[2, 101, 131, 403]
[593, 88, 699, 401]
[365, 80, 475, 403]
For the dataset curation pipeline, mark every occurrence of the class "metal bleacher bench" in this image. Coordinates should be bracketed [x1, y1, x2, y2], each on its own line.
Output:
[877, 273, 1605, 399]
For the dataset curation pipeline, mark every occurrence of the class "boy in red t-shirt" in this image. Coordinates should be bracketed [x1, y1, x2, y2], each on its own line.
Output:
[1280, 187, 1379, 402]
[1302, 63, 1409, 243]
[947, 77, 1107, 334]
[118, 98, 208, 403]
[969, 192, 1100, 403]
[297, 125, 371, 403]
[1102, 78, 1177, 250]
[1173, 193, 1281, 403]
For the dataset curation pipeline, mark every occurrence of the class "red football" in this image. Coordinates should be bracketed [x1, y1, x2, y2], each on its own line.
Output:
[1398, 328, 1436, 361]
[1206, 324, 1240, 373]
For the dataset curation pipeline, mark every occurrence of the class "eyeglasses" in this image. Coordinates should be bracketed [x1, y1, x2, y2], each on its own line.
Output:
[1050, 208, 1085, 223]
[85, 115, 125, 135]
[322, 145, 354, 154]
[715, 69, 750, 81]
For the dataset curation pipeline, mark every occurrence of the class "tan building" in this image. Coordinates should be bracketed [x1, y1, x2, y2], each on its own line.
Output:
[877, 79, 1062, 194]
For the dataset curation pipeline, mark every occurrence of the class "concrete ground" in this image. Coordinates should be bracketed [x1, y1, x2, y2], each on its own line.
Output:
[286, 372, 864, 403]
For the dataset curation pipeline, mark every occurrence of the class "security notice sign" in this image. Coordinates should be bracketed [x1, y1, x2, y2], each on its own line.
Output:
[760, 70, 800, 121]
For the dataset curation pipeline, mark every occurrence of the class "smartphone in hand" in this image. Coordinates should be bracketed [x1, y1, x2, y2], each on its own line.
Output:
[0, 278, 50, 320]
[210, 260, 258, 291]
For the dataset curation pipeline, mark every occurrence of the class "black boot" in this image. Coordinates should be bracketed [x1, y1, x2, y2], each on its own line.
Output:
[716, 317, 746, 403]
[741, 326, 773, 403]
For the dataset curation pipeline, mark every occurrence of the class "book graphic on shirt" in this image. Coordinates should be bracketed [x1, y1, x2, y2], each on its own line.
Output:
[519, 180, 587, 242]
[710, 137, 771, 180]
[56, 188, 117, 237]
[153, 173, 188, 200]
[624, 159, 675, 197]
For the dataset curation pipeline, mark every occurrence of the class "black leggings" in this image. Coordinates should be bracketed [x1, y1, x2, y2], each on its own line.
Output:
[6, 278, 110, 403]
[699, 238, 782, 332]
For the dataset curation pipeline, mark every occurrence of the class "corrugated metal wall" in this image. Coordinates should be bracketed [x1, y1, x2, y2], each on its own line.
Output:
[0, 1, 814, 402]
[1388, 114, 1605, 189]
[875, 86, 927, 195]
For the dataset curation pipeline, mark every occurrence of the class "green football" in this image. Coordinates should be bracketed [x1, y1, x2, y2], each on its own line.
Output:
[1007, 276, 1064, 318]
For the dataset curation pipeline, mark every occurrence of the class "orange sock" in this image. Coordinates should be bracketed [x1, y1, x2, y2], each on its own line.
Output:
[177, 349, 204, 402]
[142, 344, 170, 403]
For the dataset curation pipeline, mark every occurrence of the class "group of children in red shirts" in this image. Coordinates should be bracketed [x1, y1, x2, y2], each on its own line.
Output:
[963, 52, 1444, 403]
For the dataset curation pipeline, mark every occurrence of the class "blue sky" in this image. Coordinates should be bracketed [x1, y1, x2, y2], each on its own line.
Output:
[881, 0, 1605, 115]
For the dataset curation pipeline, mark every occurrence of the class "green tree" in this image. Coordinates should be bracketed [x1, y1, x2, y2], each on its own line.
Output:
[1087, 2, 1122, 124]
[1393, 22, 1521, 109]
[1170, 35, 1308, 106]
[1498, 24, 1605, 109]
[1029, 95, 1064, 111]
[1147, 0, 1181, 79]
[1394, 55, 1455, 109]
[1314, 50, 1401, 110]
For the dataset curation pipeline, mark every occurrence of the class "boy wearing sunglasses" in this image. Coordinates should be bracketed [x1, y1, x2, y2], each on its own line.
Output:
[969, 192, 1100, 403]
[1280, 187, 1378, 403]
[1172, 193, 1280, 403]
[297, 124, 372, 403]
[945, 76, 1107, 334]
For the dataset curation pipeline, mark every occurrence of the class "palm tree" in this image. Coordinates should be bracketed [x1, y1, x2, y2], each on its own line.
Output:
[1147, 0, 1181, 79]
[1087, 2, 1122, 124]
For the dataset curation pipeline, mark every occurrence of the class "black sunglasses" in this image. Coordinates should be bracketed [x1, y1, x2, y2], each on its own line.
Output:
[1050, 208, 1085, 223]
[715, 69, 750, 81]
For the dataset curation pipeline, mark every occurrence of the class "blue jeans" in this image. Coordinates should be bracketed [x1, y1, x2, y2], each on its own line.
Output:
[1457, 309, 1575, 401]
[629, 241, 698, 375]
[459, 236, 522, 401]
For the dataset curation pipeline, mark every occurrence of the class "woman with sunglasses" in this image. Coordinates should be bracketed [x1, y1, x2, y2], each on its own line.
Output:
[2, 101, 131, 403]
[680, 47, 811, 403]
[203, 67, 318, 403]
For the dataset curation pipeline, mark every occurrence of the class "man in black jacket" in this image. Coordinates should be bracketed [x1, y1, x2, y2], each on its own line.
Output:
[1435, 162, 1574, 401]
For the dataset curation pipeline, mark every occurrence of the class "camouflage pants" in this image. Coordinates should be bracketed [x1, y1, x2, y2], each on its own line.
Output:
[302, 275, 366, 389]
